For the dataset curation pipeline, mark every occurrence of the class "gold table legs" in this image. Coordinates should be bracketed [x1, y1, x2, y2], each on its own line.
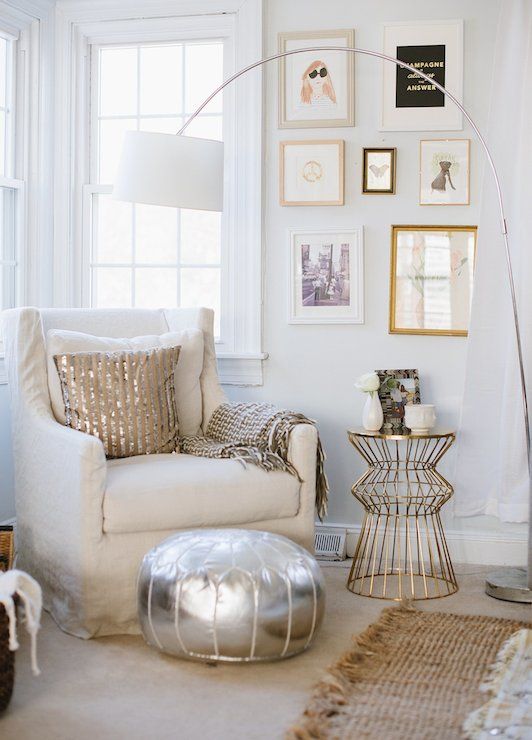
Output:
[346, 432, 458, 600]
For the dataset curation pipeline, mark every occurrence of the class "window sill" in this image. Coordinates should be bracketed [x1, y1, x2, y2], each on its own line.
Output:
[0, 352, 268, 387]
[217, 352, 268, 386]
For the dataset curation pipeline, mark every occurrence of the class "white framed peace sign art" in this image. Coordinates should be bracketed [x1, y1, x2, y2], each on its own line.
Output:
[280, 140, 344, 206]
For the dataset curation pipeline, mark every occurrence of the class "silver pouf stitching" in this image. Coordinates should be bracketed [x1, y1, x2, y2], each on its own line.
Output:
[137, 529, 325, 662]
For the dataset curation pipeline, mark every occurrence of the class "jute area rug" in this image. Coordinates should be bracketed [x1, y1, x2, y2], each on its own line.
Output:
[288, 604, 528, 740]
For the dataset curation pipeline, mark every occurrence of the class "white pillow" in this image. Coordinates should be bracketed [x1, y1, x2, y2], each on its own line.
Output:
[46, 328, 204, 437]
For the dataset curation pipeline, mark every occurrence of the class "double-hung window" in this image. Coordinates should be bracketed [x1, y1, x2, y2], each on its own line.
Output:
[85, 38, 225, 337]
[64, 4, 262, 382]
[0, 30, 23, 314]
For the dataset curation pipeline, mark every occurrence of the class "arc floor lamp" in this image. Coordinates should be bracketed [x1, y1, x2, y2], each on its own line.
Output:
[113, 46, 532, 604]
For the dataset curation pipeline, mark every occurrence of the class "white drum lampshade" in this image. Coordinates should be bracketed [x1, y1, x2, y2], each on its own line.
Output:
[112, 131, 224, 211]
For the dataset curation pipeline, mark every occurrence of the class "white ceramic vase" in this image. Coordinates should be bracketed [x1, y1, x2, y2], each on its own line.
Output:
[362, 392, 383, 432]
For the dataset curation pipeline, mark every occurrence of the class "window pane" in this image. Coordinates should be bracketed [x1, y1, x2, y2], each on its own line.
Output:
[0, 187, 15, 310]
[0, 187, 16, 262]
[93, 194, 132, 263]
[181, 267, 220, 335]
[140, 45, 182, 115]
[0, 111, 5, 177]
[0, 263, 14, 311]
[185, 115, 222, 141]
[0, 263, 15, 311]
[181, 210, 221, 264]
[99, 47, 138, 116]
[99, 118, 137, 183]
[185, 43, 223, 114]
[135, 203, 177, 263]
[139, 116, 182, 135]
[91, 40, 225, 332]
[93, 267, 131, 307]
[135, 267, 177, 308]
[0, 38, 6, 109]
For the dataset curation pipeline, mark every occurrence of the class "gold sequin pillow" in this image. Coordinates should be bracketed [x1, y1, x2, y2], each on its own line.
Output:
[54, 346, 181, 458]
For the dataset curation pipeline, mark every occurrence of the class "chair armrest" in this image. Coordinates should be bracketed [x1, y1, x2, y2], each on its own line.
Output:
[288, 423, 318, 515]
[16, 411, 107, 544]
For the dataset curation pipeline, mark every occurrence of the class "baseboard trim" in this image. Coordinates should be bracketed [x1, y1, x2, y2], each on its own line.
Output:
[316, 521, 528, 567]
[2, 516, 525, 567]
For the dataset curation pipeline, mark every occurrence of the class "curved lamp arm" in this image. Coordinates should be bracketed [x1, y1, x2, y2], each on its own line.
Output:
[180, 46, 529, 453]
[117, 45, 532, 597]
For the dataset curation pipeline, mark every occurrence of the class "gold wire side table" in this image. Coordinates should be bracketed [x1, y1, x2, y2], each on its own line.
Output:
[346, 428, 457, 601]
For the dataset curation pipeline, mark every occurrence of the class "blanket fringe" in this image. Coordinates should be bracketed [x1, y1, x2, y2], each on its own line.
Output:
[180, 403, 329, 520]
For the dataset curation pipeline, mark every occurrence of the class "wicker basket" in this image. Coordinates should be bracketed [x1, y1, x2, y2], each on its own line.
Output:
[0, 526, 15, 712]
[0, 526, 14, 573]
[0, 604, 15, 712]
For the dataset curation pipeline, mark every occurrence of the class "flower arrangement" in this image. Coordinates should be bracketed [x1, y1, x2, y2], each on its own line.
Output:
[354, 371, 381, 396]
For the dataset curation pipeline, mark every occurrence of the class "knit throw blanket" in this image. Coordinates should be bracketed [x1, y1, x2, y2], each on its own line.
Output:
[180, 402, 328, 520]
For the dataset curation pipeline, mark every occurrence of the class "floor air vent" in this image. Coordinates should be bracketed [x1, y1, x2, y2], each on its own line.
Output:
[314, 528, 347, 561]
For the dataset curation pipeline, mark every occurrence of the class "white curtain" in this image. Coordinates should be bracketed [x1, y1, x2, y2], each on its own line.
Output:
[454, 0, 532, 522]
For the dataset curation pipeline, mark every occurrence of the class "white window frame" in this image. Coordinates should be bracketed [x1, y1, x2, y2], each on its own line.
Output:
[0, 29, 24, 317]
[0, 0, 52, 383]
[54, 0, 264, 384]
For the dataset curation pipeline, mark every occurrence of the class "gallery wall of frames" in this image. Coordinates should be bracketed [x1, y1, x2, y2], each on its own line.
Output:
[278, 20, 475, 337]
[225, 1, 504, 530]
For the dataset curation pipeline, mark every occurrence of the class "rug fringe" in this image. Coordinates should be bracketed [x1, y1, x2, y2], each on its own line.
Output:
[286, 604, 420, 739]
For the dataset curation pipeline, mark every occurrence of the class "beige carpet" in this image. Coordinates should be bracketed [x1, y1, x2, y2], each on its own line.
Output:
[1, 564, 530, 740]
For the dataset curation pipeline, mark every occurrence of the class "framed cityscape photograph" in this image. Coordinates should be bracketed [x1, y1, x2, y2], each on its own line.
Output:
[389, 225, 477, 336]
[280, 140, 344, 206]
[362, 147, 396, 194]
[376, 369, 421, 432]
[278, 29, 355, 128]
[288, 227, 364, 324]
[419, 138, 470, 205]
[381, 20, 464, 131]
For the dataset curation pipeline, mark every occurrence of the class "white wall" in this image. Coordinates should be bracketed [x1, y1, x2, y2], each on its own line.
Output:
[226, 0, 527, 562]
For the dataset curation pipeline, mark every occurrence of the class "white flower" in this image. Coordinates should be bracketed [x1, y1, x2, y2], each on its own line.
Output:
[355, 371, 380, 393]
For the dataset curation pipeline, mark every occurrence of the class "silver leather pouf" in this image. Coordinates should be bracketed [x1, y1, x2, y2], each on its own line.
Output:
[137, 529, 325, 662]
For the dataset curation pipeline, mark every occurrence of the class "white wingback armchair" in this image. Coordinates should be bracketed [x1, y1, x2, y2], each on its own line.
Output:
[2, 307, 318, 638]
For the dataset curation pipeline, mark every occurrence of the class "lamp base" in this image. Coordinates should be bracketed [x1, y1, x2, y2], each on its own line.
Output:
[485, 567, 532, 603]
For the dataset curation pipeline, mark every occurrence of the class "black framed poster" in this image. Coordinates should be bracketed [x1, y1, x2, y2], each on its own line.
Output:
[381, 21, 463, 131]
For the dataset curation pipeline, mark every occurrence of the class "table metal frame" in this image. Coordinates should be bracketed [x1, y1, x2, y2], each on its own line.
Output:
[346, 429, 457, 600]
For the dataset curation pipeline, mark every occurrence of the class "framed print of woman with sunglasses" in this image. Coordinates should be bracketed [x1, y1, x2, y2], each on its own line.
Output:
[279, 29, 355, 128]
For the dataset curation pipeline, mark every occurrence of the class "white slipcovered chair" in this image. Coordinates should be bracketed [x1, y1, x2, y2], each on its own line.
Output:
[2, 307, 318, 638]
